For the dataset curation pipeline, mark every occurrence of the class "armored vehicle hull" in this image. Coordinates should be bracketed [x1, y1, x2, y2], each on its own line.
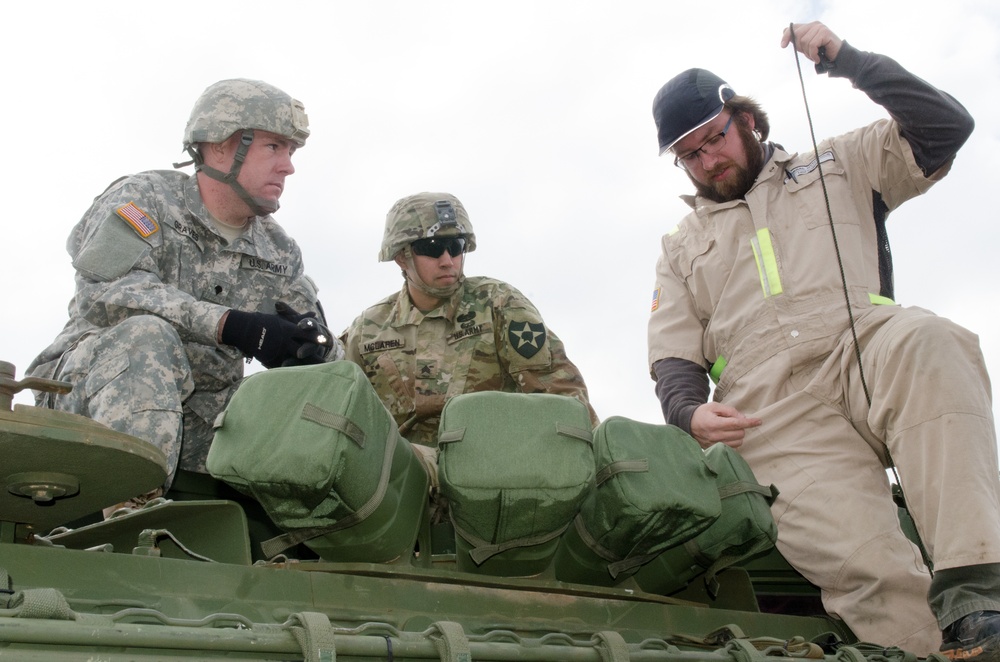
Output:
[0, 360, 910, 661]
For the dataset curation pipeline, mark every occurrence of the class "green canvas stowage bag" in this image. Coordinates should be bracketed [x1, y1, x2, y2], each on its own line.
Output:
[206, 360, 428, 561]
[437, 391, 595, 576]
[553, 417, 722, 584]
[633, 442, 778, 597]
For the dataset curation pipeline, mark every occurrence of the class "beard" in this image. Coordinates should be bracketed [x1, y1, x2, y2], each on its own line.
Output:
[691, 118, 765, 203]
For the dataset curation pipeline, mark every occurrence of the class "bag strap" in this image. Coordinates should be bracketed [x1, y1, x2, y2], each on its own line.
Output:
[300, 402, 366, 448]
[439, 422, 591, 448]
[570, 513, 658, 579]
[453, 516, 571, 566]
[438, 427, 465, 445]
[717, 480, 777, 501]
[571, 513, 617, 563]
[260, 424, 399, 559]
[595, 459, 648, 487]
[556, 422, 593, 445]
[691, 481, 779, 598]
[701, 534, 777, 599]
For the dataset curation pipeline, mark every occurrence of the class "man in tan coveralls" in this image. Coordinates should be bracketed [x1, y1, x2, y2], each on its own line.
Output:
[647, 22, 1000, 659]
[342, 191, 597, 449]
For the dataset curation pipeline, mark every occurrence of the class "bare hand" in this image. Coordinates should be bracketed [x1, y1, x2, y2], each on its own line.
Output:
[781, 21, 843, 64]
[689, 402, 762, 449]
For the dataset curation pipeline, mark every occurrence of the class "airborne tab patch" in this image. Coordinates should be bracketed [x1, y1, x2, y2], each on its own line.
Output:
[508, 320, 547, 359]
[116, 202, 159, 238]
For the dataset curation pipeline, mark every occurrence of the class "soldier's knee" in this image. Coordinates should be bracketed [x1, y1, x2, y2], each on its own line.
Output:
[113, 315, 184, 347]
[86, 317, 192, 410]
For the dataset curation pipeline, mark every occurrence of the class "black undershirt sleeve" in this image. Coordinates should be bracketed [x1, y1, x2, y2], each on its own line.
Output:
[829, 41, 974, 176]
[652, 357, 710, 434]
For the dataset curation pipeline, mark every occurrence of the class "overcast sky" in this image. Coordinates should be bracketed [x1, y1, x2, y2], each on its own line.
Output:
[3, 0, 998, 438]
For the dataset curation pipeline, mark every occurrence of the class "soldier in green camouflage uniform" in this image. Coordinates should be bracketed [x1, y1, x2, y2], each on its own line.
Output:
[342, 192, 597, 448]
[27, 79, 342, 503]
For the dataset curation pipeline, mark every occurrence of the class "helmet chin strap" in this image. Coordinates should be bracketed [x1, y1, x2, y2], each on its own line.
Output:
[401, 247, 465, 300]
[185, 129, 279, 217]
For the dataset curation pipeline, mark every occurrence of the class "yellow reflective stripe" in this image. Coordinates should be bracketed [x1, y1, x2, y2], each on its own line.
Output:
[709, 355, 727, 384]
[869, 293, 896, 306]
[750, 229, 783, 297]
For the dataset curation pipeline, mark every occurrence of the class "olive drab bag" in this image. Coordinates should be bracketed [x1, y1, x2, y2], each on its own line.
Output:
[206, 360, 429, 562]
[633, 442, 779, 597]
[437, 391, 595, 576]
[553, 417, 722, 585]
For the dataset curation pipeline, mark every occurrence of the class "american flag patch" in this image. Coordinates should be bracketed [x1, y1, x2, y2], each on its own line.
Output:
[116, 202, 159, 238]
[651, 287, 661, 312]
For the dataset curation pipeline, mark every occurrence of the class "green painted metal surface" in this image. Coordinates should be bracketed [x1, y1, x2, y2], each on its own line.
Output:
[0, 360, 909, 661]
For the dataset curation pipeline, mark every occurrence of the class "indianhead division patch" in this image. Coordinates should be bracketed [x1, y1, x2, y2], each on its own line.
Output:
[651, 287, 661, 312]
[116, 202, 159, 238]
[508, 320, 547, 359]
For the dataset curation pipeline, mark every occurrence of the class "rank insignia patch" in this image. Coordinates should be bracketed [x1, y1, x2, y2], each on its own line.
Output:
[116, 202, 159, 238]
[508, 321, 547, 359]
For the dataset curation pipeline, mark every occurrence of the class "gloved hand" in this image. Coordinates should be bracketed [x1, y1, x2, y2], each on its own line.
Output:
[273, 302, 337, 366]
[221, 309, 317, 369]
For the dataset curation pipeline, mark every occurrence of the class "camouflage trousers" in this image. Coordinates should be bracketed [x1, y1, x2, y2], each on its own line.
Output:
[39, 315, 217, 489]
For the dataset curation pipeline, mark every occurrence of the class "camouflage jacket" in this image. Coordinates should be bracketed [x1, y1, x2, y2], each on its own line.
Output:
[342, 276, 598, 446]
[28, 169, 332, 422]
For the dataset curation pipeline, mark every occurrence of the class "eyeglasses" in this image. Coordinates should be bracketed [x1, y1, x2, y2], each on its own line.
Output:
[411, 236, 467, 259]
[673, 114, 734, 170]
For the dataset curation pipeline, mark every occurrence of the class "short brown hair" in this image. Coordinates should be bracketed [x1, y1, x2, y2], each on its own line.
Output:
[725, 95, 769, 143]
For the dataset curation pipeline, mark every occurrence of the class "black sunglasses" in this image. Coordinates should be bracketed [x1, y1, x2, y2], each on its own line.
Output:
[411, 236, 466, 259]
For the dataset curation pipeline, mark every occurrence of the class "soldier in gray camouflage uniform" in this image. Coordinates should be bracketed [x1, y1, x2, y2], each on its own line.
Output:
[342, 192, 597, 450]
[27, 79, 343, 510]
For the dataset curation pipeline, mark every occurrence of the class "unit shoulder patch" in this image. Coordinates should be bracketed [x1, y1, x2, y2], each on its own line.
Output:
[508, 320, 547, 359]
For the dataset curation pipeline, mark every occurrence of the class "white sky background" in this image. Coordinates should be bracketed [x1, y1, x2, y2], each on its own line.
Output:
[3, 0, 999, 437]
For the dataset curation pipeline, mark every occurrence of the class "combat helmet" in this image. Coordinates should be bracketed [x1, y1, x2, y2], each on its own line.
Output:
[379, 192, 477, 262]
[178, 78, 309, 216]
[183, 78, 309, 150]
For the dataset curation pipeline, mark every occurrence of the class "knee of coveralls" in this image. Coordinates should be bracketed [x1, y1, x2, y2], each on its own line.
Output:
[779, 480, 941, 652]
[854, 307, 1000, 571]
[738, 392, 940, 652]
[52, 315, 194, 486]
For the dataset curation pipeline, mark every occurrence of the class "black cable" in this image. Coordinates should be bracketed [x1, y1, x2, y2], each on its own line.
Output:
[787, 23, 932, 574]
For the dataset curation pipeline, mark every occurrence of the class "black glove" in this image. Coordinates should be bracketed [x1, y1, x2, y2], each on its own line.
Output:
[274, 302, 335, 366]
[221, 309, 316, 369]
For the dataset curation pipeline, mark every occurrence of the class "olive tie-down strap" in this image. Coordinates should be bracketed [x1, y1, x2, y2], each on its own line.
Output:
[287, 611, 337, 662]
[592, 630, 631, 662]
[668, 624, 827, 657]
[427, 621, 470, 662]
[0, 568, 12, 608]
[6, 588, 77, 621]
